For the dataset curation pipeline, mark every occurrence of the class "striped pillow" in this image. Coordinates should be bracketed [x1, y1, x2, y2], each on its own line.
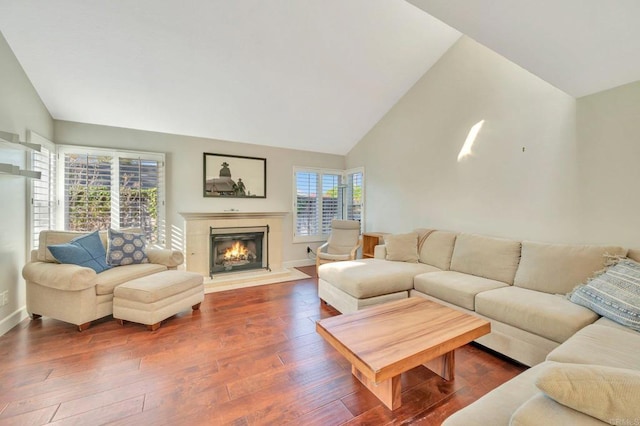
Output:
[570, 258, 640, 332]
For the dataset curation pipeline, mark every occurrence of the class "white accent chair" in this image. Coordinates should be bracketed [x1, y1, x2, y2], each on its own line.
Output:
[316, 220, 362, 271]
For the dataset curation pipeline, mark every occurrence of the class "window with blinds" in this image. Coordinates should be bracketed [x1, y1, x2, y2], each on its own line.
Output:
[29, 132, 56, 249]
[346, 169, 363, 223]
[295, 171, 319, 237]
[294, 167, 356, 242]
[59, 146, 165, 244]
[63, 153, 112, 232]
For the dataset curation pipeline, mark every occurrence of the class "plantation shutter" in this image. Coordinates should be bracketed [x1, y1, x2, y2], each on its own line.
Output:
[321, 173, 341, 235]
[63, 153, 113, 232]
[346, 169, 363, 223]
[119, 157, 162, 243]
[295, 171, 319, 237]
[29, 132, 56, 249]
[58, 146, 165, 244]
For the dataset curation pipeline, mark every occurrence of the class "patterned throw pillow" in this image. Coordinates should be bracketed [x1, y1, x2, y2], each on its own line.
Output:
[569, 258, 640, 332]
[107, 228, 149, 266]
[48, 231, 111, 273]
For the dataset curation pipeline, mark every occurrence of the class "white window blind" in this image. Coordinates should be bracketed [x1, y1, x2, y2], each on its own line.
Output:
[58, 146, 165, 244]
[63, 153, 113, 232]
[295, 171, 319, 238]
[28, 132, 56, 249]
[293, 168, 347, 242]
[346, 169, 364, 223]
[321, 174, 340, 235]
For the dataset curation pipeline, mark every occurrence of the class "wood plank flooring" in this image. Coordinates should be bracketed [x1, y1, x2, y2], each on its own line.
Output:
[0, 266, 526, 425]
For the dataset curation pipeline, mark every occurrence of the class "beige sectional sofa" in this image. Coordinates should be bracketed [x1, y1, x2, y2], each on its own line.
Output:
[318, 229, 640, 424]
[22, 230, 184, 331]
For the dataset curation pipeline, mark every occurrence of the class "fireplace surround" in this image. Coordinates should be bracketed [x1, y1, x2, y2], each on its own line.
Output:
[210, 226, 269, 276]
[180, 211, 288, 277]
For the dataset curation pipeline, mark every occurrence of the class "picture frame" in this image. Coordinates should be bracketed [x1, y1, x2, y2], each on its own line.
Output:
[203, 153, 266, 198]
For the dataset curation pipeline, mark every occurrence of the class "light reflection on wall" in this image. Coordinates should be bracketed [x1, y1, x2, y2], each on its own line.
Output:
[457, 119, 485, 162]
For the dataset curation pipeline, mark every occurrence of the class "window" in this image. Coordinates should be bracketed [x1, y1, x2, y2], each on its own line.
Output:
[58, 146, 165, 245]
[345, 168, 364, 222]
[293, 167, 364, 242]
[28, 132, 57, 250]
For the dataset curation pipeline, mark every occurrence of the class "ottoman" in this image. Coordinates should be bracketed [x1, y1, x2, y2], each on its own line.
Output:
[113, 270, 204, 331]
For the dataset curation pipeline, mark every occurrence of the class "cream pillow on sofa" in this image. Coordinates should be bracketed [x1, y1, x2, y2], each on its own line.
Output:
[385, 233, 419, 263]
[536, 363, 640, 424]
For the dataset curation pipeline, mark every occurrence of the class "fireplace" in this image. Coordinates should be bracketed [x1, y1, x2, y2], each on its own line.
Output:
[209, 226, 269, 276]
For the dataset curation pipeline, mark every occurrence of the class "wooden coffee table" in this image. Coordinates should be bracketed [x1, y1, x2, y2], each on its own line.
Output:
[316, 297, 490, 410]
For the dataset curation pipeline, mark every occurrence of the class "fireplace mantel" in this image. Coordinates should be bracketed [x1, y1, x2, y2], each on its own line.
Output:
[180, 211, 289, 276]
[179, 211, 288, 220]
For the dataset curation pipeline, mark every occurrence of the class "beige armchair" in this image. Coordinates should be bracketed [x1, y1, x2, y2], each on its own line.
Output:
[22, 230, 184, 331]
[316, 220, 362, 270]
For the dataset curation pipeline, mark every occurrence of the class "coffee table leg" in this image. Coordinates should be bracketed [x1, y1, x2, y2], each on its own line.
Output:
[423, 351, 455, 381]
[351, 366, 402, 410]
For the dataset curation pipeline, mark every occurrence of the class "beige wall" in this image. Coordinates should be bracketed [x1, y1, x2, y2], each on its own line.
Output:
[576, 81, 640, 247]
[0, 32, 54, 334]
[348, 36, 581, 243]
[54, 121, 345, 266]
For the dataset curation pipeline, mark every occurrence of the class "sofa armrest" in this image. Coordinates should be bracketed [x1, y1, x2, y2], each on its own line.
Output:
[22, 261, 97, 291]
[146, 248, 184, 268]
[374, 244, 387, 259]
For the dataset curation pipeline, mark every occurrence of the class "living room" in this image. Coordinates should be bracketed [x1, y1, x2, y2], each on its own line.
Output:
[1, 1, 640, 424]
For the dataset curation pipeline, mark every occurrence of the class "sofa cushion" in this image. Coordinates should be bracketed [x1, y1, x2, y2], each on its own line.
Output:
[510, 392, 606, 426]
[629, 248, 640, 263]
[449, 233, 521, 285]
[114, 271, 204, 303]
[384, 233, 419, 263]
[546, 324, 640, 370]
[94, 263, 167, 295]
[475, 287, 598, 343]
[413, 271, 508, 311]
[419, 231, 458, 270]
[536, 363, 640, 425]
[38, 230, 108, 262]
[442, 363, 546, 426]
[48, 231, 111, 273]
[107, 228, 150, 266]
[569, 258, 640, 332]
[513, 241, 627, 295]
[318, 259, 439, 299]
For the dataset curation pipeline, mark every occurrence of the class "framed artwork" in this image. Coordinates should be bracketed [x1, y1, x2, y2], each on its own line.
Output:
[203, 153, 266, 198]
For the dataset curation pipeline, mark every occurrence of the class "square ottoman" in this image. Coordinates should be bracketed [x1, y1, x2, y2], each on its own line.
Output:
[113, 270, 204, 331]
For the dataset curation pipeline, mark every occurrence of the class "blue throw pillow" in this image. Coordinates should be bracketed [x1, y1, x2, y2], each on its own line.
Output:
[48, 231, 111, 273]
[570, 258, 640, 332]
[107, 228, 149, 266]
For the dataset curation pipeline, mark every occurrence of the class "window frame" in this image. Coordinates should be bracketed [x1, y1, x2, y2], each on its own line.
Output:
[292, 166, 365, 243]
[56, 145, 166, 246]
[27, 131, 57, 251]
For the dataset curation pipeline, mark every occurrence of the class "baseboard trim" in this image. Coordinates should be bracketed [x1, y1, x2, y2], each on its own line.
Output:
[283, 259, 315, 268]
[0, 306, 28, 337]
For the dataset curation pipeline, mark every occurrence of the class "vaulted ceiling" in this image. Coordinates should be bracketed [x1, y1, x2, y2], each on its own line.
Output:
[1, 1, 639, 155]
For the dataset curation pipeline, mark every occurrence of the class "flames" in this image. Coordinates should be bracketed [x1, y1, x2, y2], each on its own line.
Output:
[223, 241, 249, 261]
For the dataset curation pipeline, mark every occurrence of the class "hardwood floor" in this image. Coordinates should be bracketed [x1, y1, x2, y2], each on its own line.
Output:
[0, 266, 526, 425]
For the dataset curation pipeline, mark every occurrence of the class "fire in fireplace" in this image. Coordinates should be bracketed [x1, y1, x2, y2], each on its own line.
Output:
[210, 226, 269, 276]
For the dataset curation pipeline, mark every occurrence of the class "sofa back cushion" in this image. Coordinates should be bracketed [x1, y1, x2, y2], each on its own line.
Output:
[450, 233, 522, 284]
[514, 241, 627, 294]
[385, 232, 419, 263]
[38, 230, 108, 262]
[419, 230, 458, 270]
[629, 248, 640, 263]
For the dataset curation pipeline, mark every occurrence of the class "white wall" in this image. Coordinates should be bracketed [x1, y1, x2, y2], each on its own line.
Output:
[347, 36, 580, 243]
[0, 32, 54, 334]
[576, 81, 640, 247]
[54, 121, 345, 266]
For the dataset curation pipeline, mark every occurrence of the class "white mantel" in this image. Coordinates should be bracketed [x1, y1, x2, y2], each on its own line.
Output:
[179, 211, 289, 276]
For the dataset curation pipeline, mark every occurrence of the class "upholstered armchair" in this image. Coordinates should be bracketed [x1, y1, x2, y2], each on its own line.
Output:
[22, 230, 184, 331]
[316, 220, 362, 270]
